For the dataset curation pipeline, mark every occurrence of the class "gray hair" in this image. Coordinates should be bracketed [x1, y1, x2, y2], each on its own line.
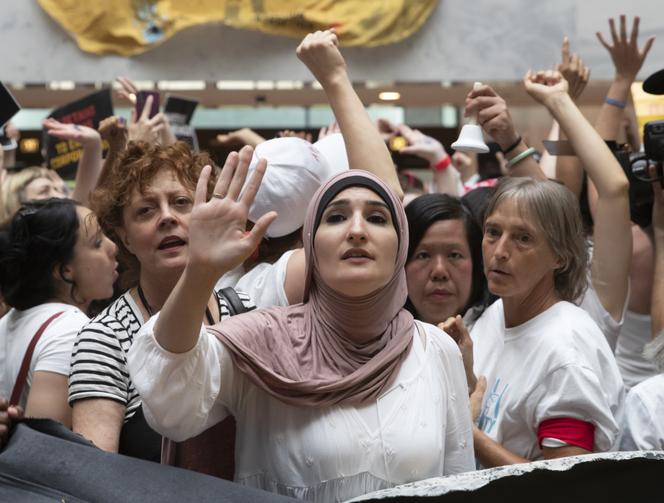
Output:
[484, 177, 588, 302]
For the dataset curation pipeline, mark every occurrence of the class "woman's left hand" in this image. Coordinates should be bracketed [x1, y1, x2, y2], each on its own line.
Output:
[187, 145, 277, 280]
[42, 118, 101, 147]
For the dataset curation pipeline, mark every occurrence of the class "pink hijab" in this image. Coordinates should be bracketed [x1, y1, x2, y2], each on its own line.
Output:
[208, 171, 414, 407]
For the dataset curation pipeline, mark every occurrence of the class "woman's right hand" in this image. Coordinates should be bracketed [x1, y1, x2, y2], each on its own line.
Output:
[523, 70, 569, 109]
[187, 145, 277, 280]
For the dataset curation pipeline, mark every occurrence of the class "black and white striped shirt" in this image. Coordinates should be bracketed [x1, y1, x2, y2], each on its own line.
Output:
[68, 289, 254, 422]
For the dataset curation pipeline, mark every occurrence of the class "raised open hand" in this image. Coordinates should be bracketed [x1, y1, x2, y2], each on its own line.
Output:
[116, 76, 139, 105]
[42, 118, 101, 147]
[524, 70, 569, 108]
[296, 29, 347, 87]
[187, 146, 277, 280]
[557, 36, 590, 100]
[596, 15, 655, 84]
[397, 124, 448, 166]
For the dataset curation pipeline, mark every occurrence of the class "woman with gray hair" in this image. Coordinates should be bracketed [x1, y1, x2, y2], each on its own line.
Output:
[449, 69, 627, 468]
[465, 176, 625, 467]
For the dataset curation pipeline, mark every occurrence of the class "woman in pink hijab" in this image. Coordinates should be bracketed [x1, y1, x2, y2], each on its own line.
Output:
[127, 151, 474, 501]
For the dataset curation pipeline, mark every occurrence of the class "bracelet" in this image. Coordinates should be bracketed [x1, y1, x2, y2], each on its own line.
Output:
[432, 155, 452, 172]
[502, 135, 522, 155]
[507, 147, 537, 169]
[605, 97, 626, 109]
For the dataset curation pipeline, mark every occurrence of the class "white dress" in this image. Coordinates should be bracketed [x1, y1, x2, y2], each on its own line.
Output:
[127, 317, 475, 502]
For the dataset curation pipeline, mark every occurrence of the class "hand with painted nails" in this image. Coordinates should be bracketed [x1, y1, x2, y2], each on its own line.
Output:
[42, 118, 101, 147]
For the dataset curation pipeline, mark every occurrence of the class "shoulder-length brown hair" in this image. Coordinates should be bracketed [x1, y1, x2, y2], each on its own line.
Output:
[484, 177, 588, 302]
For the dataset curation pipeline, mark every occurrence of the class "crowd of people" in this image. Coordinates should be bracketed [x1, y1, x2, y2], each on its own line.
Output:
[1, 15, 663, 502]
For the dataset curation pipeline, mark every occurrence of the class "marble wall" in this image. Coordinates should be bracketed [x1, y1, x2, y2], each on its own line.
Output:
[2, 0, 663, 82]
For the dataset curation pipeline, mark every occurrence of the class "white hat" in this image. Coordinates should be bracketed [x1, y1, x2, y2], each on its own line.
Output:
[246, 137, 323, 238]
[313, 132, 349, 178]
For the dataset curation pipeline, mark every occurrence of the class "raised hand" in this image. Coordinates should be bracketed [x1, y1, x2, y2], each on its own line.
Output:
[318, 121, 341, 141]
[523, 70, 569, 108]
[98, 116, 128, 153]
[127, 95, 175, 145]
[296, 29, 347, 87]
[216, 128, 266, 148]
[397, 124, 448, 166]
[596, 15, 655, 84]
[557, 36, 590, 100]
[464, 84, 520, 151]
[42, 118, 101, 147]
[116, 76, 139, 105]
[187, 145, 277, 280]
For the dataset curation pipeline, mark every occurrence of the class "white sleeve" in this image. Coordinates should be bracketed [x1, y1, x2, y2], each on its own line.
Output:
[427, 325, 475, 474]
[527, 364, 620, 452]
[234, 250, 294, 308]
[126, 314, 233, 442]
[578, 283, 624, 352]
[33, 312, 88, 376]
[619, 385, 664, 451]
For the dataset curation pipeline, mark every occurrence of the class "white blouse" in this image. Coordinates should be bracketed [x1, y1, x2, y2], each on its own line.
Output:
[127, 318, 474, 502]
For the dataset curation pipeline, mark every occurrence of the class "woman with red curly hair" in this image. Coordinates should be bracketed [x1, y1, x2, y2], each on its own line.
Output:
[68, 140, 256, 464]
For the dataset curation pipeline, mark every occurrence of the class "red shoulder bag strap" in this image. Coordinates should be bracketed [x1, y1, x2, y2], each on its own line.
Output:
[10, 311, 65, 406]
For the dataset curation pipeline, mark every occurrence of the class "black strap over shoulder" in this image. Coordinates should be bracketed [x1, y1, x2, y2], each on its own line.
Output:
[218, 287, 248, 317]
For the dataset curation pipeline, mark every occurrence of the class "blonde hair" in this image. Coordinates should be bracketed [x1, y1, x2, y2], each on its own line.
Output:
[485, 177, 588, 302]
[0, 166, 53, 224]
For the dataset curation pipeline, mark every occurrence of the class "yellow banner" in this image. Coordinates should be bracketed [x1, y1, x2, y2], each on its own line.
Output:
[39, 0, 438, 56]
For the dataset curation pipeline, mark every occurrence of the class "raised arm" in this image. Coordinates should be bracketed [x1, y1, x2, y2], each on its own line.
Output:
[464, 85, 546, 180]
[296, 30, 402, 199]
[154, 146, 276, 353]
[95, 116, 128, 190]
[42, 118, 103, 208]
[524, 71, 631, 323]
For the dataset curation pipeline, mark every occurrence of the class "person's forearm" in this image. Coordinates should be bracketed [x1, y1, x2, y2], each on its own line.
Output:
[548, 93, 627, 197]
[322, 75, 403, 198]
[652, 233, 664, 337]
[595, 78, 632, 142]
[503, 140, 546, 180]
[473, 425, 529, 467]
[154, 264, 220, 353]
[71, 141, 103, 206]
[432, 166, 462, 195]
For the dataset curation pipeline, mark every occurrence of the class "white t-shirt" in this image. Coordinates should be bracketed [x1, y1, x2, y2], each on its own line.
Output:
[0, 303, 88, 408]
[619, 373, 664, 451]
[615, 311, 658, 390]
[578, 282, 624, 353]
[216, 250, 294, 309]
[127, 318, 475, 501]
[470, 300, 624, 461]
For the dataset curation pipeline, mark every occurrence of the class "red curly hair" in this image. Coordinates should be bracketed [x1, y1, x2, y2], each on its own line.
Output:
[90, 140, 218, 287]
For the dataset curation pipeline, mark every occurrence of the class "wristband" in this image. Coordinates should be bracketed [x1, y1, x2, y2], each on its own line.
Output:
[502, 135, 522, 155]
[605, 97, 626, 109]
[507, 147, 537, 169]
[432, 155, 452, 172]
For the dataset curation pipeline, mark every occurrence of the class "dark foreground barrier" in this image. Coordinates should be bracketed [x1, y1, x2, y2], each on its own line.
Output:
[0, 419, 297, 503]
[349, 451, 664, 503]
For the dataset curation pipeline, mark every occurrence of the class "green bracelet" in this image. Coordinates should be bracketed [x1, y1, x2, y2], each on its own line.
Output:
[507, 147, 537, 169]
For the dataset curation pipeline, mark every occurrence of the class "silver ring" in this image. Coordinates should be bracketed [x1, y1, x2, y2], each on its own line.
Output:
[212, 193, 225, 200]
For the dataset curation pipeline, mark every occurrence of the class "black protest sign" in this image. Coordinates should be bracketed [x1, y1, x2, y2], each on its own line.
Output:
[44, 89, 113, 180]
[164, 94, 199, 151]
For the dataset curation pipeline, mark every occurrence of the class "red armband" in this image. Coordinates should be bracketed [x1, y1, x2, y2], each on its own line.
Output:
[432, 155, 451, 172]
[537, 418, 595, 452]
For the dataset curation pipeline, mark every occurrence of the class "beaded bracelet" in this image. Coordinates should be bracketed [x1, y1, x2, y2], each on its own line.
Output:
[605, 97, 626, 109]
[507, 147, 537, 169]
